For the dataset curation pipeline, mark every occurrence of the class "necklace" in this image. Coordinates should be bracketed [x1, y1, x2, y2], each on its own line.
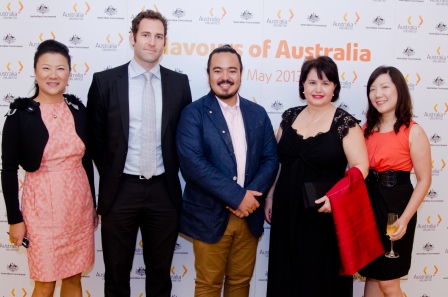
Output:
[305, 106, 331, 127]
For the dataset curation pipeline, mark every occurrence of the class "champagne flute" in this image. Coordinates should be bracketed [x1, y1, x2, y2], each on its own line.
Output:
[385, 213, 399, 258]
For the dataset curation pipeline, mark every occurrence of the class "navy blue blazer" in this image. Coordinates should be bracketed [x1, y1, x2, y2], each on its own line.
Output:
[176, 92, 278, 243]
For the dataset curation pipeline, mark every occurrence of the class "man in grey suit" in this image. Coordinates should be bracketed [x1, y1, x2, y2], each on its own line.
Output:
[176, 45, 278, 297]
[87, 10, 192, 297]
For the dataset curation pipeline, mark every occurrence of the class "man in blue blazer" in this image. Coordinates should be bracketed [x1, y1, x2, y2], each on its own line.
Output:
[176, 45, 278, 297]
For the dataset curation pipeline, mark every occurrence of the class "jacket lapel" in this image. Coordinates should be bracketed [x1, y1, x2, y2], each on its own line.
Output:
[204, 92, 236, 166]
[160, 66, 170, 140]
[239, 97, 254, 179]
[116, 64, 130, 142]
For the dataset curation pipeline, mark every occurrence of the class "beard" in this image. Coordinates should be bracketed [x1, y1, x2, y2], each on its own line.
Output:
[211, 79, 240, 100]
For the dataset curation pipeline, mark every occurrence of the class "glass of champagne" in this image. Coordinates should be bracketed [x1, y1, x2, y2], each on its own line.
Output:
[385, 213, 399, 258]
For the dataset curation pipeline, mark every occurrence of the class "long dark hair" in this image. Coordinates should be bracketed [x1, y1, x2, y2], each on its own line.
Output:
[364, 66, 413, 138]
[33, 39, 71, 98]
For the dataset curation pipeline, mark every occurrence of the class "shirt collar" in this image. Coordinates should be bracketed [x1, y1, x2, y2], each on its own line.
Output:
[216, 95, 240, 110]
[129, 58, 161, 79]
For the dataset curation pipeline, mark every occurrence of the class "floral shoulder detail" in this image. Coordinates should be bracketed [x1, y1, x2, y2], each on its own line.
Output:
[280, 106, 306, 130]
[6, 97, 38, 116]
[333, 108, 360, 139]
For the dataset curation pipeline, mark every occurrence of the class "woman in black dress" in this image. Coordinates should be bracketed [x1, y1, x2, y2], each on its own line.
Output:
[265, 56, 369, 297]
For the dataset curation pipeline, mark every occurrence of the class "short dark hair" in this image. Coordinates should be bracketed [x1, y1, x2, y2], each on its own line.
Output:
[33, 39, 71, 98]
[364, 66, 413, 138]
[207, 44, 243, 74]
[131, 10, 168, 40]
[299, 56, 341, 102]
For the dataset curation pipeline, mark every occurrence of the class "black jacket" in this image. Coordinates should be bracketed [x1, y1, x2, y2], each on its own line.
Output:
[1, 95, 95, 224]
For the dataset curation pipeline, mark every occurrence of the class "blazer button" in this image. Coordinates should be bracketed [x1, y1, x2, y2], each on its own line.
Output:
[233, 176, 237, 181]
[222, 130, 226, 134]
[117, 173, 122, 178]
[123, 151, 127, 156]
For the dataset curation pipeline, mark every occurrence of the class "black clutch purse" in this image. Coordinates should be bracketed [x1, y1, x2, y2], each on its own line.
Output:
[302, 181, 335, 209]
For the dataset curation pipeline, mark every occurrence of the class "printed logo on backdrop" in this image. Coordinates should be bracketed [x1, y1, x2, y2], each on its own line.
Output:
[1, 263, 25, 276]
[96, 34, 123, 52]
[398, 0, 424, 2]
[258, 271, 268, 282]
[397, 47, 421, 61]
[199, 7, 226, 25]
[1, 33, 23, 48]
[0, 61, 23, 80]
[429, 22, 448, 36]
[62, 2, 90, 20]
[424, 188, 444, 203]
[366, 16, 392, 30]
[167, 8, 192, 23]
[259, 249, 269, 258]
[333, 12, 360, 30]
[427, 77, 448, 90]
[1, 1, 23, 19]
[135, 240, 143, 255]
[404, 73, 421, 91]
[170, 265, 188, 283]
[397, 16, 424, 33]
[430, 133, 447, 147]
[69, 62, 89, 81]
[30, 4, 56, 18]
[67, 35, 89, 49]
[95, 272, 105, 280]
[131, 267, 145, 280]
[2, 93, 15, 107]
[414, 265, 438, 282]
[427, 46, 447, 63]
[430, 0, 448, 6]
[234, 10, 261, 24]
[98, 6, 124, 20]
[301, 12, 327, 27]
[431, 159, 446, 176]
[268, 100, 284, 115]
[266, 9, 293, 27]
[340, 71, 358, 89]
[174, 242, 188, 255]
[417, 214, 442, 231]
[417, 242, 440, 255]
[1, 211, 7, 223]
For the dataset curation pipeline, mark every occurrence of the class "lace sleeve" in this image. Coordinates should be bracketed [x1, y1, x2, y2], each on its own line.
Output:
[334, 109, 360, 139]
[280, 106, 304, 130]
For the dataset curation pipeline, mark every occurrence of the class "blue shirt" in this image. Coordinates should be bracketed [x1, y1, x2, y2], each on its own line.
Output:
[123, 58, 164, 175]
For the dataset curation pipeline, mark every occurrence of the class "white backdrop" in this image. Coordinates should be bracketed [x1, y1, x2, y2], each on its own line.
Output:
[0, 1, 447, 296]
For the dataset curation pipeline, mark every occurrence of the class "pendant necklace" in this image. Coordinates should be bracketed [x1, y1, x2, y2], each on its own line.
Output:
[305, 106, 331, 127]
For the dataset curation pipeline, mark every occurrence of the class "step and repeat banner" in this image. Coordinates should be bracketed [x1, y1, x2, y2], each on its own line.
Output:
[0, 0, 447, 296]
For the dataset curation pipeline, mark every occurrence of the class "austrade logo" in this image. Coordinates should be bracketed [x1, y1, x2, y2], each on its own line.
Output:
[135, 239, 143, 255]
[96, 33, 123, 52]
[62, 2, 90, 20]
[430, 0, 448, 6]
[340, 71, 358, 89]
[259, 250, 269, 257]
[170, 265, 188, 283]
[29, 32, 55, 48]
[0, 61, 23, 80]
[301, 12, 327, 27]
[397, 46, 421, 61]
[1, 33, 23, 48]
[414, 265, 438, 282]
[98, 5, 124, 20]
[431, 159, 446, 176]
[199, 7, 226, 25]
[234, 10, 261, 24]
[168, 8, 192, 23]
[1, 1, 23, 19]
[333, 12, 360, 30]
[68, 35, 89, 49]
[427, 46, 447, 63]
[31, 3, 55, 18]
[0, 241, 19, 252]
[267, 9, 293, 27]
[366, 16, 392, 30]
[397, 16, 424, 33]
[417, 215, 442, 231]
[405, 73, 420, 91]
[69, 62, 89, 81]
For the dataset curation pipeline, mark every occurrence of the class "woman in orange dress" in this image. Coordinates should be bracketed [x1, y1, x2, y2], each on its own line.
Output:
[2, 40, 96, 297]
[359, 66, 432, 297]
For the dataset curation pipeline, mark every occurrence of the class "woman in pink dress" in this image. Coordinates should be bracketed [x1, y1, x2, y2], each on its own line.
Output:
[2, 40, 96, 297]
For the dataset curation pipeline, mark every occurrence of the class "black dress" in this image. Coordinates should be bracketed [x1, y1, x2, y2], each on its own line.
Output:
[266, 106, 357, 297]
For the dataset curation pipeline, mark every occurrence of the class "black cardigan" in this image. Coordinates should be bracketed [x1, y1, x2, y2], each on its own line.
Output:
[1, 95, 95, 224]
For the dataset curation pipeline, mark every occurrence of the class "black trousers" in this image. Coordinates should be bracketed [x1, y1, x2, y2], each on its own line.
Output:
[101, 174, 180, 297]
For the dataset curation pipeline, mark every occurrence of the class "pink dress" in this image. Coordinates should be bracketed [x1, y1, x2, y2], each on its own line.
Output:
[21, 101, 94, 282]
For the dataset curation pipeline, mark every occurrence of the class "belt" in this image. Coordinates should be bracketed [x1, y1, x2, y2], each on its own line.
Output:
[366, 169, 411, 187]
[122, 173, 165, 182]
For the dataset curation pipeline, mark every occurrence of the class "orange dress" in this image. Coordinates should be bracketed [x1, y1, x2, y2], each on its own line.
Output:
[21, 102, 94, 282]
